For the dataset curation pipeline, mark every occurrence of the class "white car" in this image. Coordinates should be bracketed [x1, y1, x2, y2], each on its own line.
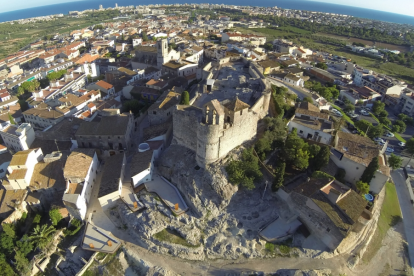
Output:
[374, 137, 385, 143]
[386, 147, 394, 153]
[360, 110, 369, 116]
[385, 132, 394, 137]
[398, 142, 406, 147]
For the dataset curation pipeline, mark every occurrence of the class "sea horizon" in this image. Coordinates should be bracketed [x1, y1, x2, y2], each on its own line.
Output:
[1, 0, 414, 26]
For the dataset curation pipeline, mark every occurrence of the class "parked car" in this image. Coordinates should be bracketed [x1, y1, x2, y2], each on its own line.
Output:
[398, 142, 406, 147]
[360, 110, 369, 116]
[334, 100, 344, 106]
[374, 137, 385, 143]
[348, 113, 358, 118]
[385, 132, 394, 137]
[386, 147, 394, 153]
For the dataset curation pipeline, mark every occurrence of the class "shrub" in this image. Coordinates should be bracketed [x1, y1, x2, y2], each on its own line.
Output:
[265, 242, 275, 253]
[356, 180, 370, 195]
[64, 218, 82, 236]
[33, 214, 41, 224]
[226, 148, 263, 190]
[180, 91, 190, 105]
[312, 171, 335, 179]
[49, 207, 63, 226]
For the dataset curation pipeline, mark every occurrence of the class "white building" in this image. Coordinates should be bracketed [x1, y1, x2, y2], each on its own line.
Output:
[330, 132, 389, 194]
[62, 149, 98, 220]
[0, 123, 35, 152]
[288, 105, 334, 145]
[4, 148, 44, 190]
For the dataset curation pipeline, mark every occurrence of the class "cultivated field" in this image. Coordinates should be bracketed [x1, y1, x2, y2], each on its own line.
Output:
[316, 33, 411, 52]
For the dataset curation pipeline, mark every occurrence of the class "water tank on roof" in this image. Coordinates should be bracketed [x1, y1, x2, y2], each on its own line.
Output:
[138, 143, 150, 152]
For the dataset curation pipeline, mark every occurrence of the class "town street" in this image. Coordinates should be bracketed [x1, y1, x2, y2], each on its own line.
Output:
[391, 169, 414, 276]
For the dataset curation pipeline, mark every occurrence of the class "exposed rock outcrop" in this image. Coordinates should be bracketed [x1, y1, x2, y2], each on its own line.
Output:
[157, 145, 238, 218]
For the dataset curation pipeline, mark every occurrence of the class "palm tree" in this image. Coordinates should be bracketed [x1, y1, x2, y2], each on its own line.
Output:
[30, 225, 56, 250]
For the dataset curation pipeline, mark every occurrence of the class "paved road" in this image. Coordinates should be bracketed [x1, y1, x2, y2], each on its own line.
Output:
[267, 76, 311, 100]
[391, 169, 414, 276]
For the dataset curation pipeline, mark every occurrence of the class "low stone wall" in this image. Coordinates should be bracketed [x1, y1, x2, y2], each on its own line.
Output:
[75, 252, 98, 276]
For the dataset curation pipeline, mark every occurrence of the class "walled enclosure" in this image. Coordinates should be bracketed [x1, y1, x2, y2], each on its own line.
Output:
[172, 60, 271, 167]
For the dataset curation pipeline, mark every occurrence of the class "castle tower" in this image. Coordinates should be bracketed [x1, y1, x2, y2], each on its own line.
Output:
[196, 100, 224, 167]
[222, 96, 250, 126]
[157, 38, 168, 69]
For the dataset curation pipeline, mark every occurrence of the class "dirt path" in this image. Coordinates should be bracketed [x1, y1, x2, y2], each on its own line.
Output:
[351, 221, 411, 276]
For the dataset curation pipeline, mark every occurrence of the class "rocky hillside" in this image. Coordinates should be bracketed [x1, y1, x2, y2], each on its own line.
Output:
[157, 145, 239, 218]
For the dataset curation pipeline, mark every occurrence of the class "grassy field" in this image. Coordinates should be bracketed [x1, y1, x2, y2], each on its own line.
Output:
[362, 182, 402, 263]
[154, 228, 200, 248]
[237, 26, 312, 41]
[315, 33, 410, 52]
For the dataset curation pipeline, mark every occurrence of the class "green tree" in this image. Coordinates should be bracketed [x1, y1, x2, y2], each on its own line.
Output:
[142, 32, 148, 41]
[0, 258, 15, 276]
[263, 43, 273, 51]
[14, 251, 30, 276]
[378, 110, 388, 118]
[33, 214, 41, 224]
[308, 144, 321, 161]
[360, 156, 379, 184]
[404, 138, 414, 166]
[343, 103, 355, 113]
[49, 207, 63, 226]
[379, 116, 391, 127]
[372, 101, 385, 116]
[0, 233, 14, 257]
[388, 153, 402, 171]
[392, 120, 406, 133]
[17, 86, 25, 96]
[356, 180, 370, 195]
[180, 91, 189, 105]
[7, 113, 16, 125]
[30, 225, 56, 250]
[315, 62, 327, 70]
[282, 128, 309, 170]
[355, 120, 383, 138]
[226, 148, 263, 190]
[272, 162, 286, 192]
[15, 235, 33, 256]
[313, 145, 330, 171]
[303, 97, 313, 103]
[2, 223, 15, 239]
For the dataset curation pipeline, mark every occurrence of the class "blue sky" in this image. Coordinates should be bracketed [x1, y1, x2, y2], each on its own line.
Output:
[1, 0, 414, 17]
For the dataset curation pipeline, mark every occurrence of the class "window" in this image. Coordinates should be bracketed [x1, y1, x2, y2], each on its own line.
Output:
[299, 130, 303, 134]
[153, 111, 157, 115]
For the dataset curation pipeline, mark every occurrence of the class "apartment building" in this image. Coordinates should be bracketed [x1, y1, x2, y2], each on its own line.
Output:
[0, 123, 35, 152]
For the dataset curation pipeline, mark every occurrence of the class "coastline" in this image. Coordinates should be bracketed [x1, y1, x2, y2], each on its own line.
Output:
[0, 0, 414, 25]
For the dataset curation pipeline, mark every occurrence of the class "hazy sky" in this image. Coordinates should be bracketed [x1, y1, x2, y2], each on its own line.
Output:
[1, 0, 414, 17]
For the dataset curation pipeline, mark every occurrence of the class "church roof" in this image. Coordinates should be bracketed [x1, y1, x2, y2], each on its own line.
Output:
[223, 96, 250, 112]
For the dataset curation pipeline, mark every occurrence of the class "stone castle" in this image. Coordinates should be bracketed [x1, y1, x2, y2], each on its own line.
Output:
[172, 60, 271, 167]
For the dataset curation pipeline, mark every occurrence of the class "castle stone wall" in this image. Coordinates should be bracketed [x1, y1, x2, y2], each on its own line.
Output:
[217, 110, 258, 161]
[172, 107, 200, 152]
